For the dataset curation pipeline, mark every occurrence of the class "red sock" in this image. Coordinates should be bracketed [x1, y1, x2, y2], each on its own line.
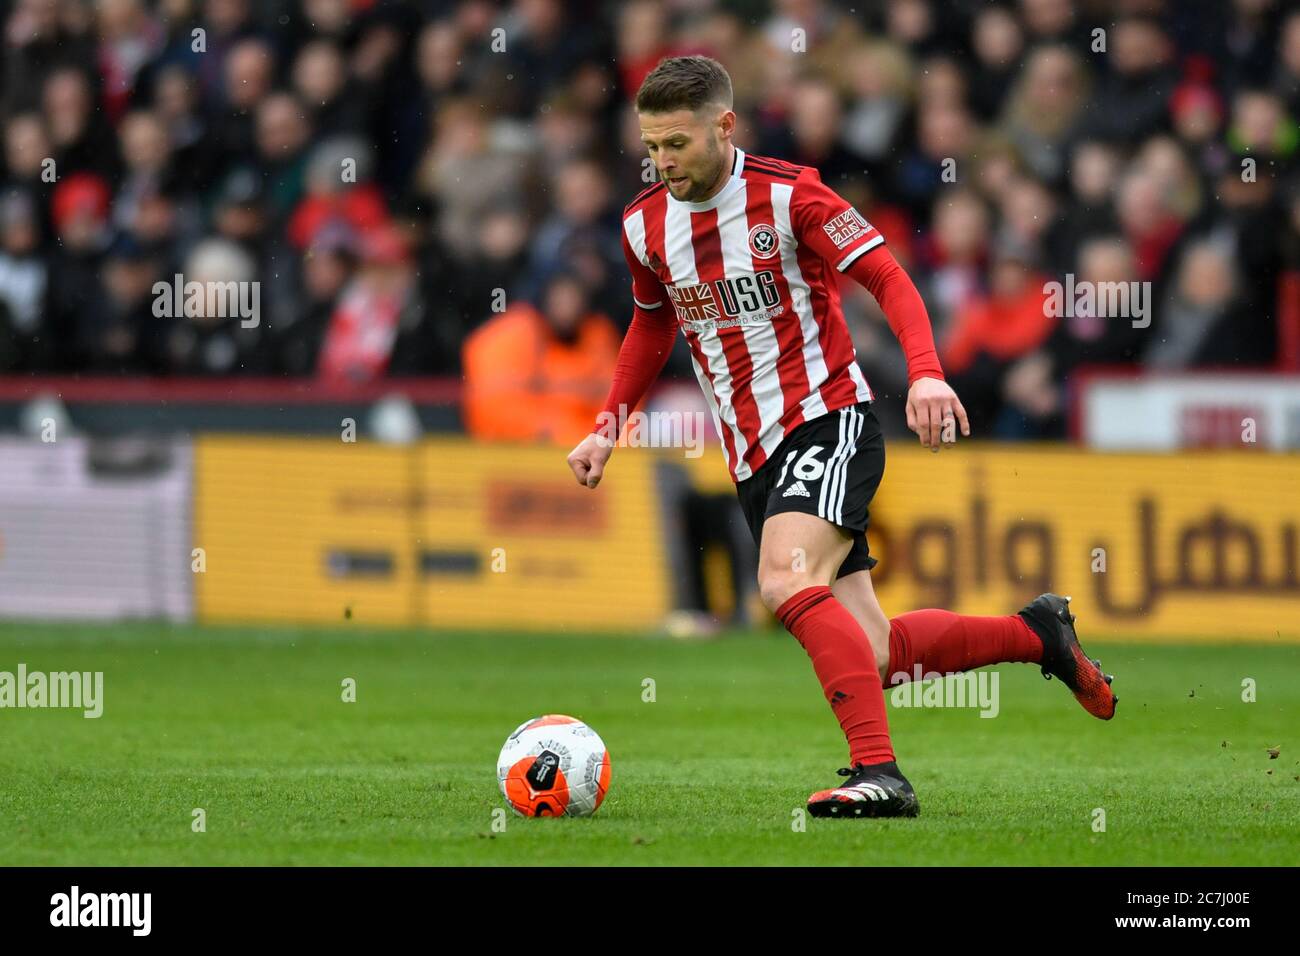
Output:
[775, 586, 894, 766]
[887, 609, 1042, 683]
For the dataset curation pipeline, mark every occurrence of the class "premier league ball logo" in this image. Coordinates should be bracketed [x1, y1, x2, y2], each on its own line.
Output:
[748, 223, 779, 259]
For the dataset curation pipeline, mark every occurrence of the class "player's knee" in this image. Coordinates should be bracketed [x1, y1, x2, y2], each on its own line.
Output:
[875, 620, 892, 683]
[757, 566, 812, 614]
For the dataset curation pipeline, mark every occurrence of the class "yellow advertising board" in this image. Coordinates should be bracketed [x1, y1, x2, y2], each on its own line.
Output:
[196, 435, 1300, 640]
[195, 437, 417, 626]
[684, 444, 1300, 641]
[407, 441, 670, 629]
[194, 436, 671, 630]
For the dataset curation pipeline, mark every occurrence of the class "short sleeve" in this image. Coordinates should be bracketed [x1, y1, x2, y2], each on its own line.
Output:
[790, 168, 886, 272]
[621, 219, 669, 311]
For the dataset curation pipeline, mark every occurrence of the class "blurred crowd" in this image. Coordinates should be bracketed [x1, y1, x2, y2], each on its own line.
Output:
[0, 0, 1299, 440]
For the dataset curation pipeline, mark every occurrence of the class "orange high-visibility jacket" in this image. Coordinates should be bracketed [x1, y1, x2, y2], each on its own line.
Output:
[462, 303, 621, 444]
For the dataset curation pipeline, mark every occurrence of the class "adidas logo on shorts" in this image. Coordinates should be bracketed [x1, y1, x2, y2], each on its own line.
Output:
[782, 480, 811, 498]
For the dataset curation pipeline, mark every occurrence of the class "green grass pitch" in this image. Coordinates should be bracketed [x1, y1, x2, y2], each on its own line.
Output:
[0, 621, 1295, 866]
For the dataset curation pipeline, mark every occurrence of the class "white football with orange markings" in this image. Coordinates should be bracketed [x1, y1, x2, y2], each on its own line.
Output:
[496, 715, 612, 817]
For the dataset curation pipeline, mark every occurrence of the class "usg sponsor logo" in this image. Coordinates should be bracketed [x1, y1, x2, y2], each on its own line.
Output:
[669, 271, 784, 330]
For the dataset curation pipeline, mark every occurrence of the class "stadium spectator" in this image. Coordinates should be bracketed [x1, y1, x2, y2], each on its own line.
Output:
[1114, 166, 1187, 293]
[415, 97, 536, 261]
[158, 236, 262, 375]
[1077, 17, 1178, 147]
[44, 66, 119, 182]
[895, 95, 977, 216]
[1218, 0, 1282, 95]
[425, 201, 532, 369]
[841, 39, 912, 171]
[96, 0, 165, 123]
[998, 45, 1088, 187]
[920, 187, 992, 338]
[48, 172, 113, 371]
[968, 4, 1024, 122]
[95, 232, 165, 373]
[1057, 139, 1123, 267]
[1044, 234, 1147, 377]
[271, 221, 356, 376]
[615, 0, 677, 98]
[317, 224, 427, 382]
[0, 189, 50, 371]
[941, 235, 1054, 436]
[522, 155, 623, 320]
[1, 114, 53, 232]
[292, 40, 368, 142]
[1019, 0, 1083, 46]
[1144, 238, 1245, 369]
[462, 266, 618, 443]
[1170, 57, 1229, 175]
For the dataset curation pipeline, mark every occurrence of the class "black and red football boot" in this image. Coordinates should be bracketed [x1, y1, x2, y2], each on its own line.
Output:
[1019, 593, 1117, 720]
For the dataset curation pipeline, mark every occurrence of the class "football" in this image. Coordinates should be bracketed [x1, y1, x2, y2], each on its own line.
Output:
[496, 715, 612, 817]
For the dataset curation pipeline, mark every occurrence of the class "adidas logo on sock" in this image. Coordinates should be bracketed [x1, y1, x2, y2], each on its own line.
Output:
[782, 480, 811, 498]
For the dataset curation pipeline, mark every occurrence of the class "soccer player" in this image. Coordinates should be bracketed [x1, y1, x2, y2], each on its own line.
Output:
[566, 56, 1117, 818]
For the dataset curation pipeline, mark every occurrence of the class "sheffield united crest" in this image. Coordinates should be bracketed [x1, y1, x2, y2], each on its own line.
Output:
[748, 223, 779, 259]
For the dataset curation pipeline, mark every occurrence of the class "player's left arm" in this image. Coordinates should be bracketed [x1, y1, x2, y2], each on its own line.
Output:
[845, 245, 968, 449]
[790, 168, 969, 449]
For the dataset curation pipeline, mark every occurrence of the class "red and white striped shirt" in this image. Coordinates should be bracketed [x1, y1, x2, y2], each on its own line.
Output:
[609, 145, 940, 482]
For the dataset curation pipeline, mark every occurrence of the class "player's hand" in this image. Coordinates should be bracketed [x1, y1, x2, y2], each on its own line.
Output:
[566, 432, 615, 489]
[906, 376, 970, 450]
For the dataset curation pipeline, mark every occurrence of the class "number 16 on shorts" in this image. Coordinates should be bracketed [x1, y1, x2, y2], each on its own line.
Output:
[776, 445, 826, 498]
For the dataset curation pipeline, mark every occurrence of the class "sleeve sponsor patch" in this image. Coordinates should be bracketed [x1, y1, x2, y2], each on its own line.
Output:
[822, 208, 871, 250]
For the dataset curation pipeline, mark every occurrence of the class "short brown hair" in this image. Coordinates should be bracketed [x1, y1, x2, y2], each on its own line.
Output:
[635, 55, 733, 114]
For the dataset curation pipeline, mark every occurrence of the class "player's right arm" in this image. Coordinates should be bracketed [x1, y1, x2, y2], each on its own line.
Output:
[566, 225, 677, 489]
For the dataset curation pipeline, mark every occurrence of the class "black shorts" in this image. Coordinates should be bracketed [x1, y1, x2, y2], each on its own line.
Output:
[735, 402, 885, 579]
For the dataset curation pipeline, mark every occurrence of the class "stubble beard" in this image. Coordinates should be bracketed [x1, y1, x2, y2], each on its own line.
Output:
[670, 139, 724, 202]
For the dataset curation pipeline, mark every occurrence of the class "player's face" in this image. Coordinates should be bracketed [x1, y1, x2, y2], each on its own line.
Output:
[639, 107, 731, 203]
